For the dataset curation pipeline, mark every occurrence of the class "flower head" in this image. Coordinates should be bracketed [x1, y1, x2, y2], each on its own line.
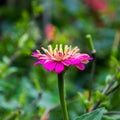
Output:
[32, 44, 92, 74]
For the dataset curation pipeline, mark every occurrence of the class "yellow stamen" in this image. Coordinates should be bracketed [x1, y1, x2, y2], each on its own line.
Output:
[36, 49, 40, 53]
[56, 44, 58, 50]
[54, 45, 58, 56]
[48, 45, 53, 54]
[64, 45, 69, 54]
[71, 47, 80, 55]
[41, 47, 53, 58]
[59, 44, 63, 55]
[73, 48, 80, 55]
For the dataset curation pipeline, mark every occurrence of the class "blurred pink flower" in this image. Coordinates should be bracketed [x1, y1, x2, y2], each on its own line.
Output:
[32, 45, 92, 74]
[84, 0, 116, 27]
[45, 24, 55, 40]
[84, 0, 108, 13]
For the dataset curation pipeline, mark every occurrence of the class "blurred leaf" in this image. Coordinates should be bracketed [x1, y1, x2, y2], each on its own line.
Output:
[37, 91, 59, 108]
[103, 114, 120, 120]
[0, 96, 18, 110]
[105, 75, 113, 84]
[75, 108, 105, 120]
[18, 33, 29, 48]
[19, 89, 27, 106]
[78, 92, 91, 110]
[110, 56, 119, 68]
[0, 62, 17, 78]
[2, 56, 10, 65]
[94, 91, 107, 102]
[109, 89, 120, 110]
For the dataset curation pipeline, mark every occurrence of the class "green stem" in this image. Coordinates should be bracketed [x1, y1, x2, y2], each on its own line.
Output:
[58, 73, 69, 120]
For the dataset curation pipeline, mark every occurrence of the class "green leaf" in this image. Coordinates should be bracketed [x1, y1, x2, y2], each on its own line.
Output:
[75, 108, 105, 120]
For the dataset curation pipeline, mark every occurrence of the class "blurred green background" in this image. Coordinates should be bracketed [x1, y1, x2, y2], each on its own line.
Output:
[0, 0, 120, 120]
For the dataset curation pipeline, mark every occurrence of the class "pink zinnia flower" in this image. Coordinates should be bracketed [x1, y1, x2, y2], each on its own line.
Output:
[32, 45, 92, 74]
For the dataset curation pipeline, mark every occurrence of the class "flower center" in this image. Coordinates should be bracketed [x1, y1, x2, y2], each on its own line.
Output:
[41, 44, 80, 62]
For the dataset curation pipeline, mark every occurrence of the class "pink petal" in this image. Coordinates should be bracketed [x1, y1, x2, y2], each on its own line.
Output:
[75, 63, 85, 71]
[34, 60, 46, 65]
[55, 62, 64, 74]
[70, 58, 80, 65]
[79, 54, 93, 61]
[32, 52, 50, 60]
[32, 52, 37, 55]
[62, 60, 71, 66]
[32, 52, 39, 57]
[38, 55, 50, 60]
[44, 61, 56, 71]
